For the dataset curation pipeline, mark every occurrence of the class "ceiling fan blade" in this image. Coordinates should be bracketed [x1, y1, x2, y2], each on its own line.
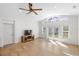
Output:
[32, 10, 38, 15]
[19, 3, 42, 15]
[26, 11, 32, 14]
[19, 8, 26, 10]
[32, 9, 42, 10]
[19, 8, 30, 11]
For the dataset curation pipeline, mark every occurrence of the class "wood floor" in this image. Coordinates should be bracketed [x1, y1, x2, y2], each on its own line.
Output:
[0, 38, 79, 56]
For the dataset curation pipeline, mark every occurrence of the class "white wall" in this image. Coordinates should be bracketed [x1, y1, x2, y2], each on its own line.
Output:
[14, 15, 39, 42]
[0, 19, 3, 47]
[78, 16, 79, 45]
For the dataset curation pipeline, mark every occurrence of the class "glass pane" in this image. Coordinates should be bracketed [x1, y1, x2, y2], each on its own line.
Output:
[48, 27, 53, 37]
[54, 27, 59, 37]
[63, 32, 68, 38]
[63, 26, 69, 38]
[63, 26, 68, 31]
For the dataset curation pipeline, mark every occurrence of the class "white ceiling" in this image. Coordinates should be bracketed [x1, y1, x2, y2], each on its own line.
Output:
[18, 3, 79, 15]
[0, 3, 79, 20]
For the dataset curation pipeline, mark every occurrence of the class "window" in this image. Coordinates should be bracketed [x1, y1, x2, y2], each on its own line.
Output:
[54, 27, 59, 37]
[63, 26, 69, 38]
[48, 27, 53, 37]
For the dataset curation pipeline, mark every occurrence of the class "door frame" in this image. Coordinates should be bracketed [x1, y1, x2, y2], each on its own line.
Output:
[2, 20, 15, 46]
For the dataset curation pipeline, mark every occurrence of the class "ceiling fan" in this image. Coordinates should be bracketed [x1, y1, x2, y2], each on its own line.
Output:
[19, 3, 42, 15]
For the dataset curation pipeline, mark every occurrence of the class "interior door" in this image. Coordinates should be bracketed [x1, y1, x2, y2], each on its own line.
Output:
[3, 23, 14, 45]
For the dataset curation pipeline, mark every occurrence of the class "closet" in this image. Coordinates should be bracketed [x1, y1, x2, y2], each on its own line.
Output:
[0, 19, 15, 47]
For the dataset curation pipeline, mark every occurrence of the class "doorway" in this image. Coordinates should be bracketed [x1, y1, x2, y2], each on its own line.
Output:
[3, 23, 14, 46]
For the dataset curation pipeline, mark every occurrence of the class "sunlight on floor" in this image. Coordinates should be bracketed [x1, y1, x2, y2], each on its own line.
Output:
[63, 52, 73, 56]
[49, 39, 76, 56]
[55, 41, 68, 48]
[49, 39, 68, 48]
[49, 40, 57, 46]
